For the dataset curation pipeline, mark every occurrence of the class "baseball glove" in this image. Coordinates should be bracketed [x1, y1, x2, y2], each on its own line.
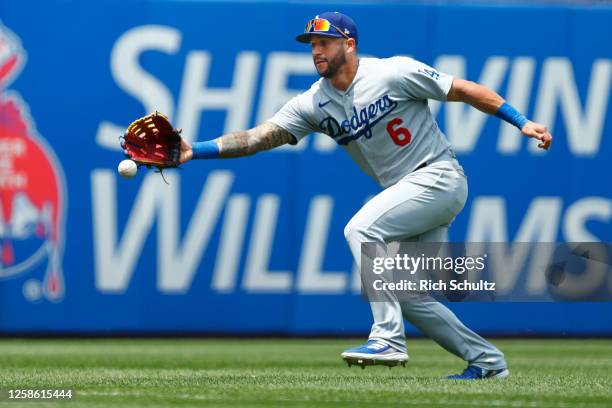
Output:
[120, 111, 182, 170]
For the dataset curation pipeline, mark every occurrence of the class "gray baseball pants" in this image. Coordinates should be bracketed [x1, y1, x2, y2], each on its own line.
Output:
[344, 159, 506, 370]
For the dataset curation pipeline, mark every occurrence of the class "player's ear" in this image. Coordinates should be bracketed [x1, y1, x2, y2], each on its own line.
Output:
[345, 38, 357, 53]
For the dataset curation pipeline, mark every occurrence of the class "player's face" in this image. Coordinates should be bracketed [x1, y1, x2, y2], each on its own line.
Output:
[310, 36, 347, 79]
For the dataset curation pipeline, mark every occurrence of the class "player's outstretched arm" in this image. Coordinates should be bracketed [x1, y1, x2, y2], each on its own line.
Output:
[179, 122, 295, 163]
[447, 78, 552, 150]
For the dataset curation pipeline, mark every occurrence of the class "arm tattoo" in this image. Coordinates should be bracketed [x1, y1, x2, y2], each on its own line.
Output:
[216, 122, 295, 158]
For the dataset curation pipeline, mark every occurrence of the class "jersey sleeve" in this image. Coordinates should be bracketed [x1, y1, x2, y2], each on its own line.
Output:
[394, 57, 454, 101]
[267, 93, 317, 145]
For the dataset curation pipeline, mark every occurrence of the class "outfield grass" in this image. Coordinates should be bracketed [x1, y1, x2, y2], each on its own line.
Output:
[0, 338, 610, 407]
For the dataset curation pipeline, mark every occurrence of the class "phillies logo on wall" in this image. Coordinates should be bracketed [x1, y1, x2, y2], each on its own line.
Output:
[0, 20, 67, 302]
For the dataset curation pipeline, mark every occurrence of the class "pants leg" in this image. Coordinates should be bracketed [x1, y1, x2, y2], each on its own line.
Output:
[400, 227, 507, 370]
[344, 161, 506, 368]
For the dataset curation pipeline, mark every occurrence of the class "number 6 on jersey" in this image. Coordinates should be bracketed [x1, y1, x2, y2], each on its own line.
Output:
[386, 118, 412, 146]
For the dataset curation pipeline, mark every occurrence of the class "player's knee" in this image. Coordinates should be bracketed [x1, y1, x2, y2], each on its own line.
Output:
[343, 220, 361, 242]
[344, 219, 375, 243]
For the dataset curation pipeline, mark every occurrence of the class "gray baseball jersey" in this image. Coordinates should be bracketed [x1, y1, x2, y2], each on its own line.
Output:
[269, 56, 456, 188]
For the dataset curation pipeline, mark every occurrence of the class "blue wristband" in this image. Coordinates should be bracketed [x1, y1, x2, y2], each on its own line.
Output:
[191, 140, 220, 159]
[496, 102, 528, 130]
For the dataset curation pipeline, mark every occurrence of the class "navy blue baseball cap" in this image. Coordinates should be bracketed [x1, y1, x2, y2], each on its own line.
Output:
[296, 12, 358, 44]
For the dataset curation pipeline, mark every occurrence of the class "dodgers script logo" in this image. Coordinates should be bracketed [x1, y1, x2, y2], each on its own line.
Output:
[319, 94, 398, 145]
[0, 21, 67, 302]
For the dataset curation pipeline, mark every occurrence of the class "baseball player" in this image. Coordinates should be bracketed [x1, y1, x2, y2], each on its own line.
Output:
[178, 12, 552, 380]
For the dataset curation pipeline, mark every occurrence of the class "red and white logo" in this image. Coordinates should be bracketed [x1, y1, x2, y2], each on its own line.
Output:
[0, 20, 67, 302]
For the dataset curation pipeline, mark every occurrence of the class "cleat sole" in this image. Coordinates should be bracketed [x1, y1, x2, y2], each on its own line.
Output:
[341, 355, 408, 369]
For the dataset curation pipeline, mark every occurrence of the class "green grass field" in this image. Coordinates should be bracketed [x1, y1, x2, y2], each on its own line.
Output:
[0, 338, 610, 407]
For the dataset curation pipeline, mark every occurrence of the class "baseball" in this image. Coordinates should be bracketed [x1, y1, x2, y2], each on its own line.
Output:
[118, 159, 137, 178]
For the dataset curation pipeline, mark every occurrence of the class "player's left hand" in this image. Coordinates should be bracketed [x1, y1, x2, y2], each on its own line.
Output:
[521, 121, 552, 150]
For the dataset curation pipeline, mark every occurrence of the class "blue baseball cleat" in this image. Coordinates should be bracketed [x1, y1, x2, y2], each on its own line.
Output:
[447, 365, 510, 380]
[341, 339, 408, 369]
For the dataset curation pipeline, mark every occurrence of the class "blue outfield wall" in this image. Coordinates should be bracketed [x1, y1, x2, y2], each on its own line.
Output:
[0, 0, 611, 335]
